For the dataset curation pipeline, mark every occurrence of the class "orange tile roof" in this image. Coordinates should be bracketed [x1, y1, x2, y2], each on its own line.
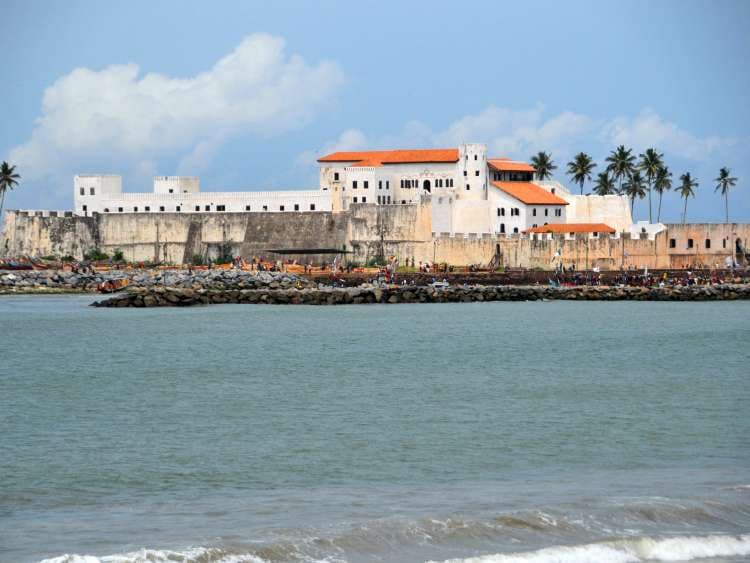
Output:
[524, 223, 616, 234]
[488, 158, 535, 173]
[318, 148, 459, 165]
[491, 181, 569, 205]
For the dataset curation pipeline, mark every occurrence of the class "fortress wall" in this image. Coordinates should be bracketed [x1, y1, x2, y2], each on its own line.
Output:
[2, 207, 749, 270]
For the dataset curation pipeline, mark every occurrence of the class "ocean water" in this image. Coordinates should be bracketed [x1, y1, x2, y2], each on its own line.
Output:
[0, 295, 749, 563]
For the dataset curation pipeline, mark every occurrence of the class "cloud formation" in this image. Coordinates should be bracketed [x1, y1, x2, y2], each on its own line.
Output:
[305, 105, 736, 171]
[10, 33, 344, 179]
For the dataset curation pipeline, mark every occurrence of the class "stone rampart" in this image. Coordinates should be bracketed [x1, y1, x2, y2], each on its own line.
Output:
[2, 207, 749, 270]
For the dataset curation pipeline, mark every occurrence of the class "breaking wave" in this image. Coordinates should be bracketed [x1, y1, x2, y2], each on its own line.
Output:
[435, 533, 750, 563]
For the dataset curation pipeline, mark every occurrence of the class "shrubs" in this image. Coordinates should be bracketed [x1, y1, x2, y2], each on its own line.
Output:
[83, 248, 109, 261]
[112, 249, 125, 262]
[191, 254, 206, 266]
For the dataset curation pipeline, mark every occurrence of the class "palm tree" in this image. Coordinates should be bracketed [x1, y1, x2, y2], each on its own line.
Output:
[592, 171, 616, 196]
[639, 148, 663, 223]
[653, 165, 672, 223]
[566, 152, 596, 195]
[623, 170, 647, 217]
[714, 167, 737, 223]
[678, 172, 698, 224]
[605, 145, 636, 194]
[530, 151, 557, 181]
[0, 162, 21, 224]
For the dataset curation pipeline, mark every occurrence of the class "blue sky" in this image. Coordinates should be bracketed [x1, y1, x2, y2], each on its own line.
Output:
[2, 0, 749, 222]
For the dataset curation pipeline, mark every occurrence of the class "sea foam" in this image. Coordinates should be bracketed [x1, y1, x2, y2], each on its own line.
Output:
[433, 533, 750, 563]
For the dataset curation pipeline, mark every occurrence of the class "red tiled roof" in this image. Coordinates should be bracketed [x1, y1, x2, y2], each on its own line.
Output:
[524, 223, 616, 234]
[487, 158, 535, 173]
[491, 181, 569, 205]
[318, 149, 459, 165]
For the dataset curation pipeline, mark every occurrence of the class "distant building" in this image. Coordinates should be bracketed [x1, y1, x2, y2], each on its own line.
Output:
[72, 143, 632, 234]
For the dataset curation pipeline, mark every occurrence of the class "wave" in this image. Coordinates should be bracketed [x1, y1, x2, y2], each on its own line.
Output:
[434, 533, 750, 563]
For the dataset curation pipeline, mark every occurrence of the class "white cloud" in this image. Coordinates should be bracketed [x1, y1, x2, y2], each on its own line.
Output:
[10, 33, 344, 180]
[600, 108, 736, 161]
[305, 105, 735, 172]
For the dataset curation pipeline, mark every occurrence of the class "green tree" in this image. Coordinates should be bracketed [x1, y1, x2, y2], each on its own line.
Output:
[623, 170, 647, 217]
[638, 148, 664, 223]
[0, 162, 21, 224]
[530, 151, 557, 180]
[605, 145, 636, 194]
[592, 171, 616, 196]
[653, 165, 672, 223]
[678, 172, 698, 224]
[714, 167, 737, 223]
[566, 152, 596, 195]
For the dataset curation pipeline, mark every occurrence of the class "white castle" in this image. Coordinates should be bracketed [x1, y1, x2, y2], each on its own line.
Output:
[74, 143, 632, 235]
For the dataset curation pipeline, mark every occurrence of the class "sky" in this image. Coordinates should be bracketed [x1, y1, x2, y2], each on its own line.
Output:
[2, 0, 749, 223]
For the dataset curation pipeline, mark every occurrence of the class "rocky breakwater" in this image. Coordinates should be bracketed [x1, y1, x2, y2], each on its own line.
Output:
[0, 269, 310, 294]
[92, 283, 750, 307]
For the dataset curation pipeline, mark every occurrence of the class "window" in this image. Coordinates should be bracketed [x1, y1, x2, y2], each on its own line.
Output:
[401, 200, 406, 204]
[379, 181, 382, 189]
[463, 170, 467, 177]
[386, 181, 389, 189]
[291, 203, 298, 211]
[353, 197, 358, 203]
[364, 181, 368, 189]
[82, 205, 87, 212]
[245, 205, 251, 211]
[551, 188, 556, 194]
[279, 205, 284, 211]
[377, 196, 381, 204]
[723, 239, 727, 249]
[533, 208, 537, 216]
[593, 232, 599, 238]
[176, 206, 181, 212]
[687, 238, 694, 249]
[90, 187, 95, 195]
[353, 181, 358, 189]
[449, 179, 453, 187]
[79, 187, 85, 196]
[475, 170, 479, 176]
[401, 179, 404, 188]
[555, 208, 562, 217]
[334, 172, 339, 181]
[104, 208, 109, 212]
[387, 196, 391, 204]
[466, 184, 470, 190]
[500, 223, 505, 233]
[544, 208, 549, 217]
[705, 238, 711, 249]
[362, 197, 366, 203]
[168, 188, 173, 194]
[118, 207, 123, 212]
[310, 203, 315, 211]
[474, 154, 478, 161]
[263, 205, 268, 211]
[669, 238, 676, 248]
[159, 206, 165, 212]
[195, 205, 200, 211]
[205, 205, 211, 211]
[513, 227, 519, 233]
[145, 206, 150, 211]
[133, 206, 138, 212]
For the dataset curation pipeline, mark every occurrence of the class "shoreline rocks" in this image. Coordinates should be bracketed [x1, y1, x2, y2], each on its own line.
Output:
[91, 283, 750, 307]
[0, 269, 310, 294]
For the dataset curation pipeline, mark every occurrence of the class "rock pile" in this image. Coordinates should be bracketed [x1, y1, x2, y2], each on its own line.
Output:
[92, 283, 750, 307]
[0, 269, 309, 293]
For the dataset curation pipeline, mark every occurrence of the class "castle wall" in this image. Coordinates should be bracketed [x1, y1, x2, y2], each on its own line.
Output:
[2, 207, 748, 270]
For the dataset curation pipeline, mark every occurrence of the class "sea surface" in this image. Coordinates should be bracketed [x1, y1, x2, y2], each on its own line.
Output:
[0, 295, 749, 563]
